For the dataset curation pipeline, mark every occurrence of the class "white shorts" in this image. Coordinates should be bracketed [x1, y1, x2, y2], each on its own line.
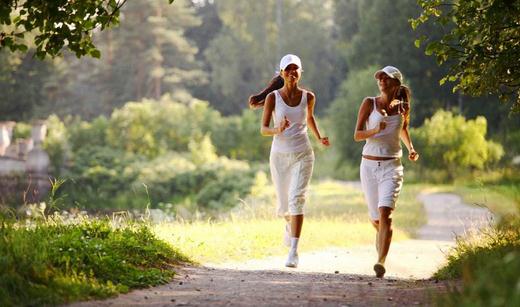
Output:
[360, 158, 404, 221]
[270, 148, 314, 217]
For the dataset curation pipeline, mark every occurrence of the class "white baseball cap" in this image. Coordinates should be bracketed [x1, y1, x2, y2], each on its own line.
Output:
[279, 54, 302, 71]
[374, 66, 403, 84]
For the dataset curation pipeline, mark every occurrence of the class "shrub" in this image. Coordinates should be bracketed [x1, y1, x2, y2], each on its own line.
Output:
[412, 110, 504, 179]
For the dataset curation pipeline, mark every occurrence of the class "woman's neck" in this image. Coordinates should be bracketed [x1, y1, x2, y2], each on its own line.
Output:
[379, 88, 397, 106]
[379, 92, 391, 106]
[282, 83, 299, 97]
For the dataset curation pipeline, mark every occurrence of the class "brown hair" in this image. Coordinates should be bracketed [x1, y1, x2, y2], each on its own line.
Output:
[248, 75, 284, 108]
[395, 85, 411, 123]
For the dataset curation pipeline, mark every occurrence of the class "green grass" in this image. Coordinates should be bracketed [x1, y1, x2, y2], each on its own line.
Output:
[434, 217, 520, 306]
[155, 180, 425, 264]
[430, 181, 520, 306]
[0, 216, 190, 306]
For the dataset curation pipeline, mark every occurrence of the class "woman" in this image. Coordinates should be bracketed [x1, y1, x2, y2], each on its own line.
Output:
[261, 54, 330, 268]
[354, 66, 419, 278]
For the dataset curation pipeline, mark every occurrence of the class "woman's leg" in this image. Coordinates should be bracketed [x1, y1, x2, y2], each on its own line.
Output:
[377, 207, 393, 265]
[285, 150, 314, 267]
[290, 214, 304, 238]
[370, 219, 380, 253]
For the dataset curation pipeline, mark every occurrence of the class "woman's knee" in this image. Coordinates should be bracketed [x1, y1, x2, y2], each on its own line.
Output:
[378, 207, 393, 223]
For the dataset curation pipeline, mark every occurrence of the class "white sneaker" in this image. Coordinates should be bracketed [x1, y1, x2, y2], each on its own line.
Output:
[285, 250, 298, 268]
[283, 224, 291, 247]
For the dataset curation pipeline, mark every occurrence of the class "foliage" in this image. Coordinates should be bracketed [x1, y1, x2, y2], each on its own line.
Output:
[0, 217, 189, 306]
[0, 0, 177, 59]
[12, 121, 30, 139]
[327, 65, 378, 166]
[412, 0, 520, 112]
[434, 217, 520, 306]
[205, 0, 340, 114]
[67, 116, 110, 153]
[0, 50, 54, 121]
[43, 115, 70, 176]
[106, 95, 221, 158]
[412, 110, 504, 178]
[1, 0, 122, 58]
[211, 109, 271, 161]
[339, 0, 454, 125]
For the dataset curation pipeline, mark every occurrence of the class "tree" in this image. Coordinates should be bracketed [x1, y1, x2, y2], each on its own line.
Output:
[338, 0, 455, 125]
[0, 50, 54, 120]
[205, 0, 340, 115]
[327, 65, 379, 166]
[29, 0, 204, 119]
[412, 0, 520, 112]
[0, 0, 176, 59]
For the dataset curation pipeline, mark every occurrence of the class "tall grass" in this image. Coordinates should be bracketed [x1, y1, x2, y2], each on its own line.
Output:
[0, 213, 190, 306]
[434, 217, 520, 306]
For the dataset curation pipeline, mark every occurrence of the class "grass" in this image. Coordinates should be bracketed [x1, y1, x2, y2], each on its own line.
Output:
[154, 180, 426, 264]
[433, 217, 520, 306]
[430, 179, 520, 306]
[0, 214, 190, 306]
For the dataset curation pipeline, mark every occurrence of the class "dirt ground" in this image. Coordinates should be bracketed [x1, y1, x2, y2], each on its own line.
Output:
[70, 192, 490, 306]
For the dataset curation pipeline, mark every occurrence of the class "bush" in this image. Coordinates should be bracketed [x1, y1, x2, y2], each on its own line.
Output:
[211, 109, 271, 162]
[412, 110, 504, 180]
[106, 95, 221, 158]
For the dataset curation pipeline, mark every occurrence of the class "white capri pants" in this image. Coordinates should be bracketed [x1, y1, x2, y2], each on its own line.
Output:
[270, 148, 314, 217]
[360, 158, 404, 221]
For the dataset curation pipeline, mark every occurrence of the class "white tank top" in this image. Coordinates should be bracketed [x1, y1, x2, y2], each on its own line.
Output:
[362, 97, 403, 158]
[271, 89, 312, 153]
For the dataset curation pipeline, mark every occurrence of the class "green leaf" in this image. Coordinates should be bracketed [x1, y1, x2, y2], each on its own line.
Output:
[17, 44, 28, 52]
[90, 49, 101, 58]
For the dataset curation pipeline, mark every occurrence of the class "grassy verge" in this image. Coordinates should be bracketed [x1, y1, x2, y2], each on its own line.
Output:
[433, 217, 520, 306]
[155, 180, 425, 264]
[431, 181, 520, 306]
[0, 216, 190, 306]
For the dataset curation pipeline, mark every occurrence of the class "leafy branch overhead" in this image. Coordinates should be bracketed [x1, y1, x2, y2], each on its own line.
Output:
[412, 0, 520, 112]
[0, 0, 175, 59]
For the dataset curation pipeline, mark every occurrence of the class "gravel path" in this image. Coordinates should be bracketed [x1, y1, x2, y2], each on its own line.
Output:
[70, 190, 492, 306]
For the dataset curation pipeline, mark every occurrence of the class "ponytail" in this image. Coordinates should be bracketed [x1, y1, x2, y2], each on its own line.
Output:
[248, 75, 284, 108]
[396, 85, 411, 124]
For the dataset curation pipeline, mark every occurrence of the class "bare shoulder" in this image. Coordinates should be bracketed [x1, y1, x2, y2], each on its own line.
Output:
[305, 90, 316, 105]
[265, 91, 276, 102]
[360, 96, 374, 111]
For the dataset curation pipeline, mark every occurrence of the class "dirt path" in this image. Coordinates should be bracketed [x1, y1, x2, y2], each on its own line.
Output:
[70, 191, 491, 306]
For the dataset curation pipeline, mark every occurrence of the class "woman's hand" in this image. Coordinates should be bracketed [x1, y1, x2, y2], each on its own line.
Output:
[319, 137, 330, 147]
[408, 149, 419, 162]
[375, 109, 387, 133]
[277, 116, 290, 134]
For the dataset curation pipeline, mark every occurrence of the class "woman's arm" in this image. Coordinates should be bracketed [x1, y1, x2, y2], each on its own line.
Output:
[399, 109, 419, 161]
[306, 92, 330, 146]
[354, 98, 385, 142]
[261, 92, 289, 136]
